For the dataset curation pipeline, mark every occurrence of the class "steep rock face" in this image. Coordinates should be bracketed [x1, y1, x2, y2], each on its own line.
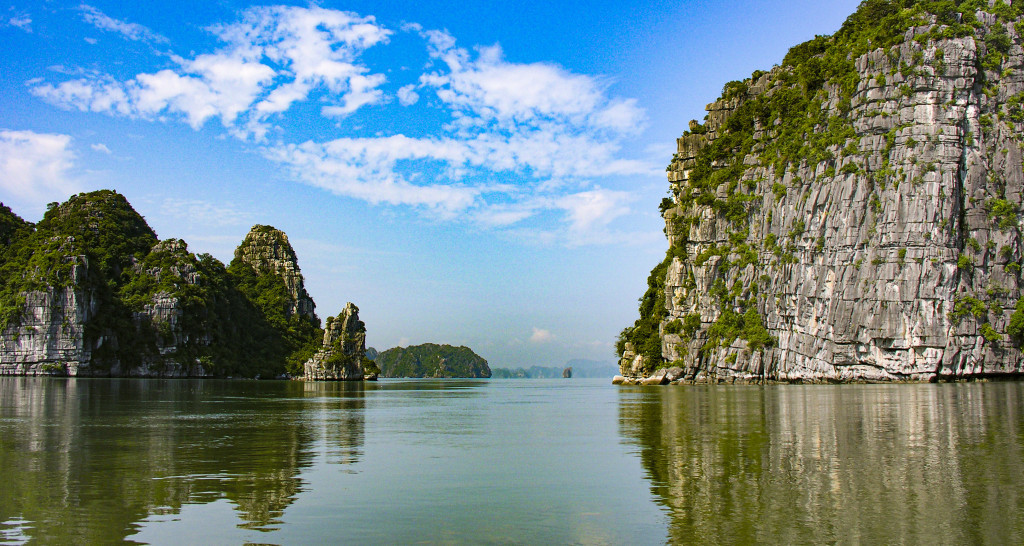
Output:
[303, 303, 369, 381]
[234, 225, 316, 320]
[0, 286, 92, 376]
[620, 2, 1024, 383]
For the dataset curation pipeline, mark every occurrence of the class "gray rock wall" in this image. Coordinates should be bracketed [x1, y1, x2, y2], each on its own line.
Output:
[626, 14, 1024, 382]
[0, 286, 92, 376]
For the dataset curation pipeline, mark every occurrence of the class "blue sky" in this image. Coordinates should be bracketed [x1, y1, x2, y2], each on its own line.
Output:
[0, 0, 861, 368]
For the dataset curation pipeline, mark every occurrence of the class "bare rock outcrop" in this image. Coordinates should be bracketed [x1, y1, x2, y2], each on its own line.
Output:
[303, 303, 372, 381]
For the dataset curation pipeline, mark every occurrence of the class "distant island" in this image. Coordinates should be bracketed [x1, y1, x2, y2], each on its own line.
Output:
[492, 359, 618, 379]
[370, 343, 491, 378]
[0, 190, 372, 380]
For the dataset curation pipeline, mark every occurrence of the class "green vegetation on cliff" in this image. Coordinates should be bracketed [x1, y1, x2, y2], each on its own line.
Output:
[0, 191, 158, 345]
[0, 204, 30, 247]
[0, 191, 325, 377]
[375, 343, 491, 378]
[227, 257, 321, 375]
[619, 0, 1024, 376]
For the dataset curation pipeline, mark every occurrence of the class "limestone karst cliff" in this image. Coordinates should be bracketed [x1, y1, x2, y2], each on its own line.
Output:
[619, 0, 1024, 383]
[233, 225, 316, 321]
[0, 191, 367, 379]
[302, 302, 377, 381]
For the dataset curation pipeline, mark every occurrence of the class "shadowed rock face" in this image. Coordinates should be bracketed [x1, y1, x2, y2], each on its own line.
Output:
[620, 5, 1024, 383]
[234, 225, 316, 321]
[303, 303, 368, 381]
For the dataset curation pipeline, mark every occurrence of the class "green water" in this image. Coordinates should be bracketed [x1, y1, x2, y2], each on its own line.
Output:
[0, 378, 1022, 544]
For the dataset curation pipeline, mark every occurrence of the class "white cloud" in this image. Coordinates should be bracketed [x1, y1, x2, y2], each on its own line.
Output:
[0, 129, 79, 210]
[262, 30, 655, 239]
[556, 188, 633, 233]
[8, 13, 31, 32]
[28, 9, 656, 246]
[79, 4, 168, 43]
[419, 33, 645, 133]
[90, 142, 111, 154]
[530, 327, 555, 343]
[212, 5, 392, 128]
[266, 138, 482, 215]
[397, 84, 419, 106]
[36, 6, 391, 138]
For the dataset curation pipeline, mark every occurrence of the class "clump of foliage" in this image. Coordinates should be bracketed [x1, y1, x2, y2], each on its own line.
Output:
[616, 253, 673, 368]
[980, 322, 1003, 343]
[987, 198, 1019, 230]
[1008, 298, 1024, 344]
[0, 203, 31, 247]
[949, 296, 988, 323]
[703, 307, 776, 354]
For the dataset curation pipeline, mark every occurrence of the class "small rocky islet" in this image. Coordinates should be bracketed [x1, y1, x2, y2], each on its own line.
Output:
[618, 1, 1024, 384]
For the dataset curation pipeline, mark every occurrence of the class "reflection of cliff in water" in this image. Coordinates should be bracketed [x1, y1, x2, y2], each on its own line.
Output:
[0, 378, 366, 543]
[303, 381, 366, 467]
[619, 384, 1024, 544]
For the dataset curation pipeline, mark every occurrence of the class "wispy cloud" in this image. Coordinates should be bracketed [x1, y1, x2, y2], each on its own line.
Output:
[555, 188, 633, 233]
[79, 4, 168, 43]
[419, 33, 645, 134]
[90, 142, 111, 154]
[7, 12, 31, 33]
[159, 198, 255, 227]
[29, 6, 656, 246]
[0, 129, 80, 211]
[530, 327, 555, 343]
[265, 30, 653, 235]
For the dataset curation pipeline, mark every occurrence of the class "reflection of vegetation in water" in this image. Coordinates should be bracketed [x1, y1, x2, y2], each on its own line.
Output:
[619, 384, 1024, 544]
[0, 378, 366, 542]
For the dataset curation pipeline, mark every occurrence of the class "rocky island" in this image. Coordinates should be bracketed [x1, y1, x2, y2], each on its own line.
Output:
[373, 343, 491, 378]
[0, 190, 371, 380]
[618, 0, 1024, 384]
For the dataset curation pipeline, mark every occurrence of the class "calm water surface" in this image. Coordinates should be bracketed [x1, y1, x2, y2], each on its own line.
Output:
[1, 378, 1023, 544]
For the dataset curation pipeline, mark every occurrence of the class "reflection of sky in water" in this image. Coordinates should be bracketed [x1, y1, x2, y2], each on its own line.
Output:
[0, 517, 32, 544]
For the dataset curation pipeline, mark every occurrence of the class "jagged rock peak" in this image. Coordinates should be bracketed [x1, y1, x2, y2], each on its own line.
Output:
[323, 303, 364, 348]
[618, 1, 1024, 384]
[303, 302, 371, 381]
[234, 224, 316, 320]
